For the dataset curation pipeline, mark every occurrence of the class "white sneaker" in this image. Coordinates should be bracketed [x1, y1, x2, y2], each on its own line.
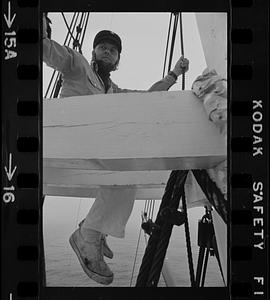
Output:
[69, 228, 113, 285]
[78, 219, 114, 259]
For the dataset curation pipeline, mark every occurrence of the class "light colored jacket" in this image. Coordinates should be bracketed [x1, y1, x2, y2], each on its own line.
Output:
[43, 38, 177, 98]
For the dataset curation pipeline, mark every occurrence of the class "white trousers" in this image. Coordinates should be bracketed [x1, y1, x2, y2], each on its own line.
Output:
[81, 173, 212, 239]
[81, 188, 136, 238]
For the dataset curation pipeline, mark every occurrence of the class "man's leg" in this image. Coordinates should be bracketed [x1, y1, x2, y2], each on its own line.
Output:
[70, 187, 136, 285]
[81, 187, 137, 238]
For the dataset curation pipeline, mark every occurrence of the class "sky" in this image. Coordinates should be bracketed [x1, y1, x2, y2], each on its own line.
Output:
[43, 12, 208, 230]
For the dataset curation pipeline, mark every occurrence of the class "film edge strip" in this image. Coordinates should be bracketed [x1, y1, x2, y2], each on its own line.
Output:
[230, 0, 268, 298]
[2, 0, 41, 299]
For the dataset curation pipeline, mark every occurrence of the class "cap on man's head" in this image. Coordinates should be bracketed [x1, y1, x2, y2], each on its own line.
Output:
[93, 30, 122, 53]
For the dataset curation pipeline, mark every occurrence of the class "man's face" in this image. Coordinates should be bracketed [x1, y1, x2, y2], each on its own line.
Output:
[94, 41, 119, 66]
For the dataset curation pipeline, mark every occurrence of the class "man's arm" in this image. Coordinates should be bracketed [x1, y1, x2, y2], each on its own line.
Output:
[147, 73, 177, 92]
[113, 56, 189, 93]
[42, 14, 81, 75]
[149, 56, 189, 91]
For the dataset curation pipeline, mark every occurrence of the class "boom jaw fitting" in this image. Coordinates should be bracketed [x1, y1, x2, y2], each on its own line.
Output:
[141, 207, 185, 237]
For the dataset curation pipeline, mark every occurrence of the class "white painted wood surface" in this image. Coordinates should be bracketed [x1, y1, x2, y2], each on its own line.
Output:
[44, 169, 167, 199]
[43, 90, 226, 171]
[43, 168, 210, 207]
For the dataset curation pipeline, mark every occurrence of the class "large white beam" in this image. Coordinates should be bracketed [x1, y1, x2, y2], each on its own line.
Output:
[44, 185, 164, 200]
[43, 90, 226, 171]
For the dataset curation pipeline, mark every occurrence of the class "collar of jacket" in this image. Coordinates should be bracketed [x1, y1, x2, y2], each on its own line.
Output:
[91, 60, 99, 73]
[90, 60, 113, 92]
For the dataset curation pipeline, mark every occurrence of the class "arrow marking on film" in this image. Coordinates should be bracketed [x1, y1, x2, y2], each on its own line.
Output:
[4, 153, 17, 181]
[4, 2, 16, 28]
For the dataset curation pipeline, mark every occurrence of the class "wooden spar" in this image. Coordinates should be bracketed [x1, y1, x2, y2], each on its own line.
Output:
[43, 90, 225, 172]
[43, 89, 226, 203]
[195, 12, 227, 285]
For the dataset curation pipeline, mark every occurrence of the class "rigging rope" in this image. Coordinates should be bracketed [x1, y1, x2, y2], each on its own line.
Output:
[73, 13, 84, 51]
[177, 13, 196, 283]
[136, 171, 188, 286]
[148, 200, 153, 219]
[179, 13, 184, 56]
[167, 13, 178, 74]
[80, 13, 90, 49]
[179, 12, 185, 90]
[136, 171, 179, 285]
[162, 12, 186, 90]
[61, 12, 79, 49]
[150, 200, 155, 219]
[66, 13, 80, 47]
[181, 179, 196, 286]
[136, 13, 197, 287]
[146, 172, 188, 286]
[130, 198, 157, 286]
[129, 218, 143, 286]
[162, 13, 173, 78]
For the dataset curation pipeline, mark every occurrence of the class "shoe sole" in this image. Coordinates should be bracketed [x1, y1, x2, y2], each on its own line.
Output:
[69, 232, 113, 285]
